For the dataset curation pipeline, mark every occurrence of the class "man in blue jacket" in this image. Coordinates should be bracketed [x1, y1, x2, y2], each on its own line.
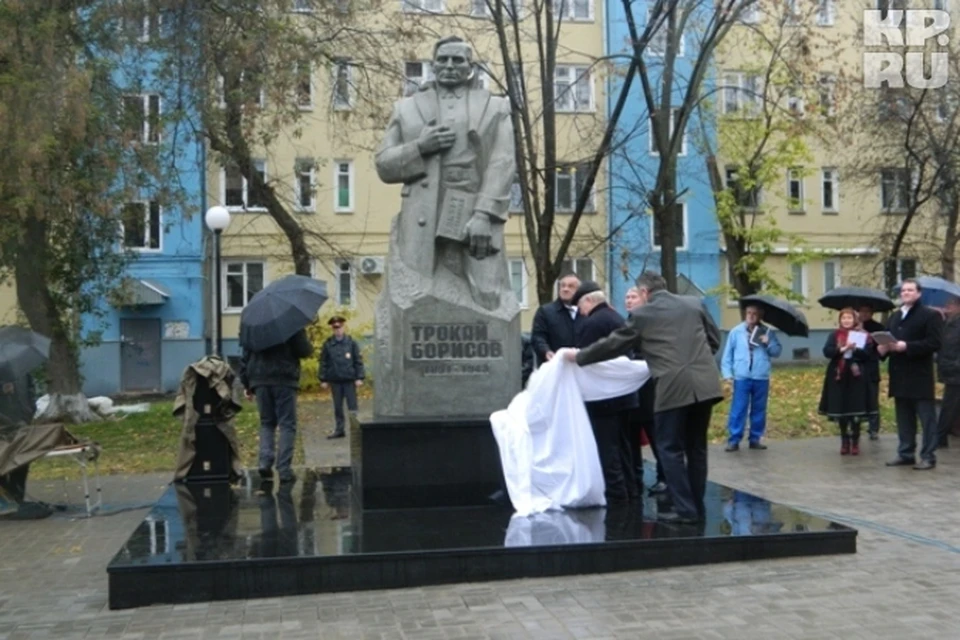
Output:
[721, 305, 782, 451]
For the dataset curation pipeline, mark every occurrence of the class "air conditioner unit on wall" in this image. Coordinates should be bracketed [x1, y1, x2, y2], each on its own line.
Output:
[359, 256, 385, 275]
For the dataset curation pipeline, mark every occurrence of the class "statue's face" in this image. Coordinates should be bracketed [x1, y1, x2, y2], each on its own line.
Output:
[434, 43, 473, 88]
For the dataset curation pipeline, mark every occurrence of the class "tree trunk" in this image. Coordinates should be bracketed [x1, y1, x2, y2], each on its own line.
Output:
[943, 203, 960, 281]
[657, 161, 679, 293]
[14, 215, 96, 423]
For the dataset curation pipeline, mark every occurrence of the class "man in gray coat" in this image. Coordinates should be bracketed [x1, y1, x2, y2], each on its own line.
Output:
[566, 271, 722, 524]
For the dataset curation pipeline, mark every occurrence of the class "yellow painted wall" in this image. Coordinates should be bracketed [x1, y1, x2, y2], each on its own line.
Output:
[0, 282, 18, 326]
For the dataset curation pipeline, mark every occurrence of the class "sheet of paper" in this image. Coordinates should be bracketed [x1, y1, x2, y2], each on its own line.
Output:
[871, 331, 897, 346]
[847, 330, 867, 349]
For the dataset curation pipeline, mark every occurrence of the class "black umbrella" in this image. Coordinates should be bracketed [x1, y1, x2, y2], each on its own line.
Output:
[894, 276, 960, 308]
[239, 275, 328, 352]
[738, 294, 809, 337]
[0, 326, 51, 380]
[818, 286, 894, 313]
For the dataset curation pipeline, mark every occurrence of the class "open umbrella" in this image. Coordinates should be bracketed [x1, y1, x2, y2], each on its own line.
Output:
[818, 286, 894, 313]
[239, 275, 328, 352]
[0, 326, 51, 380]
[894, 276, 960, 308]
[738, 294, 809, 337]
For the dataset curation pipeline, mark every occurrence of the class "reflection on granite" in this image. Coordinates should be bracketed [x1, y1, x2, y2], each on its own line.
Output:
[110, 467, 849, 567]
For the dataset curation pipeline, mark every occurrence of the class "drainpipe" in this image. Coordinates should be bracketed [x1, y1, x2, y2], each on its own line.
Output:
[603, 0, 615, 303]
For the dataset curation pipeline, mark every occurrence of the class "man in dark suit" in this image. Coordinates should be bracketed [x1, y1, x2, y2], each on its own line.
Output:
[859, 305, 886, 440]
[880, 278, 943, 470]
[566, 272, 723, 524]
[573, 281, 640, 503]
[531, 273, 583, 365]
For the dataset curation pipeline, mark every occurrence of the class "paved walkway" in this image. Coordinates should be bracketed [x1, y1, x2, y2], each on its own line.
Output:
[4, 433, 960, 639]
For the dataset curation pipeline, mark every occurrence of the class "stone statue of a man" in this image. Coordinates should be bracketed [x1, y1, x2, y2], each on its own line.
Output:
[375, 36, 517, 312]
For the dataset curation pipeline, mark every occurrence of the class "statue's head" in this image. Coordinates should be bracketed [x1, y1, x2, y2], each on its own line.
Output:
[433, 36, 474, 89]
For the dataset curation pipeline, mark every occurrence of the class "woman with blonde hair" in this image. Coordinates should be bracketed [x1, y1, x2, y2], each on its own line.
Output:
[818, 308, 879, 455]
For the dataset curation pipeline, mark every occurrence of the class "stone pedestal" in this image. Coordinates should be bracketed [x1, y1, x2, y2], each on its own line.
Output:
[373, 286, 521, 419]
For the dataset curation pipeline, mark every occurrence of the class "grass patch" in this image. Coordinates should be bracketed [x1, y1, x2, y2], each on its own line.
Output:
[29, 401, 304, 480]
[708, 365, 904, 443]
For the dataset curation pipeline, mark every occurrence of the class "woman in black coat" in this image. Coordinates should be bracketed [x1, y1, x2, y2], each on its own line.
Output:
[819, 308, 879, 455]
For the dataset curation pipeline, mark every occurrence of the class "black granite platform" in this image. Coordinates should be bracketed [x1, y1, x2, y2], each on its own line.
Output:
[107, 467, 856, 609]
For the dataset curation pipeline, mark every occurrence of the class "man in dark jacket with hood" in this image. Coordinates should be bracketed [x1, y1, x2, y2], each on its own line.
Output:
[936, 296, 960, 447]
[574, 281, 640, 504]
[240, 328, 314, 483]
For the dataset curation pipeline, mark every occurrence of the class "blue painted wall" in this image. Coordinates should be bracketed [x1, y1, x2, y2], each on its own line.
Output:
[605, 1, 722, 321]
[79, 49, 207, 396]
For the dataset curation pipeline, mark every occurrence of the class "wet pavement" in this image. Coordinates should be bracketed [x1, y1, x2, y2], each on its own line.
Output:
[3, 433, 960, 637]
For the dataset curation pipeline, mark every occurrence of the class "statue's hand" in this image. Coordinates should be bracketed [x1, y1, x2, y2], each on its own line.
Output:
[417, 125, 455, 156]
[465, 212, 494, 259]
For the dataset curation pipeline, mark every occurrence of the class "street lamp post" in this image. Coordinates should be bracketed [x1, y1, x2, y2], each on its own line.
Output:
[205, 206, 232, 357]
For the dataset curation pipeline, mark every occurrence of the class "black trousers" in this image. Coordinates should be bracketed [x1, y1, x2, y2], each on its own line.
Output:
[895, 397, 938, 463]
[643, 421, 667, 484]
[588, 411, 636, 503]
[838, 417, 861, 442]
[867, 379, 881, 435]
[654, 400, 713, 520]
[331, 382, 358, 434]
[938, 384, 960, 443]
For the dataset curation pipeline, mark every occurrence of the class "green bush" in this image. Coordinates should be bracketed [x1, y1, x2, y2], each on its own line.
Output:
[299, 307, 374, 392]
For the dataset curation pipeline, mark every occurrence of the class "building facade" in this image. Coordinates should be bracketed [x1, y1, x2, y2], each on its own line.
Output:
[605, 0, 723, 320]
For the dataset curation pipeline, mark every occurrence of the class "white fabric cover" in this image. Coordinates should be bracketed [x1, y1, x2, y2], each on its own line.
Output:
[490, 349, 651, 516]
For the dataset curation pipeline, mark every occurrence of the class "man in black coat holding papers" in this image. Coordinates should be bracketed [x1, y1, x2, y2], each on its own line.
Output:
[878, 279, 943, 470]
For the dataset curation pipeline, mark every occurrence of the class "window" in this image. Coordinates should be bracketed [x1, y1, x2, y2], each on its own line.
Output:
[402, 0, 443, 13]
[822, 167, 839, 212]
[224, 262, 264, 311]
[823, 260, 840, 292]
[121, 201, 161, 251]
[725, 166, 761, 209]
[878, 0, 908, 21]
[881, 168, 909, 213]
[787, 86, 804, 117]
[554, 65, 593, 112]
[332, 60, 352, 109]
[817, 0, 835, 26]
[335, 260, 355, 307]
[555, 163, 595, 212]
[403, 61, 434, 97]
[553, 0, 592, 21]
[122, 94, 161, 144]
[648, 108, 687, 156]
[334, 160, 354, 212]
[292, 0, 313, 11]
[121, 0, 162, 42]
[296, 60, 312, 109]
[785, 0, 801, 25]
[787, 168, 804, 211]
[739, 3, 760, 23]
[652, 203, 686, 251]
[722, 72, 763, 115]
[295, 159, 314, 211]
[222, 160, 267, 210]
[647, 7, 684, 57]
[559, 257, 595, 283]
[884, 258, 917, 293]
[819, 73, 836, 117]
[937, 97, 950, 123]
[509, 259, 529, 307]
[790, 263, 806, 298]
[473, 0, 522, 17]
[935, 0, 949, 11]
[509, 176, 524, 212]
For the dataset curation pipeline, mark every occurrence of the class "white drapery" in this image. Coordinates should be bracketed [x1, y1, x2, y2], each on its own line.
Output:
[489, 350, 651, 516]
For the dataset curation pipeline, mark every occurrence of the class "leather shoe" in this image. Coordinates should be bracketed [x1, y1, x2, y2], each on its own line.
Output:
[869, 432, 879, 441]
[724, 443, 739, 452]
[326, 431, 345, 440]
[279, 473, 297, 484]
[657, 511, 700, 524]
[913, 460, 936, 470]
[258, 468, 273, 480]
[885, 457, 916, 467]
[749, 442, 768, 450]
[647, 481, 668, 496]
